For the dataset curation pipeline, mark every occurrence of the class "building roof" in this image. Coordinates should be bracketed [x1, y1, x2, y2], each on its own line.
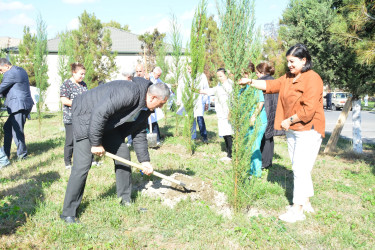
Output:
[0, 37, 21, 50]
[47, 27, 176, 54]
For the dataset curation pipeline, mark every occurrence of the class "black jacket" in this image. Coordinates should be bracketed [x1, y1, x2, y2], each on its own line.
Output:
[260, 75, 284, 139]
[72, 77, 152, 162]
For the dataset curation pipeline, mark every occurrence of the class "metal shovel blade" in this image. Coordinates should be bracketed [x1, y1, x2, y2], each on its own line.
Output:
[147, 133, 158, 148]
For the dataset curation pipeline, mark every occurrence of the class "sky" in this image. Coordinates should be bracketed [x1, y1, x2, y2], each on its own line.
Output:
[0, 0, 289, 43]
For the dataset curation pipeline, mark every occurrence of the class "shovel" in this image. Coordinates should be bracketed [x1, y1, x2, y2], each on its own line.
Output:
[105, 152, 187, 188]
[147, 116, 158, 148]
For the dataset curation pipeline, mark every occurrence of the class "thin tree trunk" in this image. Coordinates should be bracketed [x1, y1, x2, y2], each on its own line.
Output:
[352, 98, 362, 153]
[324, 97, 352, 153]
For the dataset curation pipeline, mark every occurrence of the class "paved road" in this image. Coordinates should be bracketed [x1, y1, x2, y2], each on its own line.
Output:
[324, 110, 375, 144]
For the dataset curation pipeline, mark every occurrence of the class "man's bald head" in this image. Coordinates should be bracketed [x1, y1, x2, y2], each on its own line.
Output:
[135, 64, 145, 77]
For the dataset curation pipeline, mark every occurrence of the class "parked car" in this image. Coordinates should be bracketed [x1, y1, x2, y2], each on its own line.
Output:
[323, 92, 350, 111]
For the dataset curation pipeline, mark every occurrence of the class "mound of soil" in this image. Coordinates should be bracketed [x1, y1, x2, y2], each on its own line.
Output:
[135, 173, 232, 217]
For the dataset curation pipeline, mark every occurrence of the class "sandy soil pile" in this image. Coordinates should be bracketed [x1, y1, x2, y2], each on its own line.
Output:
[135, 173, 232, 217]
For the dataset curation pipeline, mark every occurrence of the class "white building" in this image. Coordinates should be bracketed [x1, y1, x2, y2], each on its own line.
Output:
[2, 27, 182, 111]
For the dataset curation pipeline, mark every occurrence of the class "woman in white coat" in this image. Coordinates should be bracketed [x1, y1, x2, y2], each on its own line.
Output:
[200, 68, 233, 162]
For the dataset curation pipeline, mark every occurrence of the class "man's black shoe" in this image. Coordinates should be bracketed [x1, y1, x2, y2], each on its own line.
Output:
[120, 200, 132, 207]
[262, 164, 272, 170]
[60, 215, 80, 224]
[17, 155, 28, 162]
[203, 139, 209, 144]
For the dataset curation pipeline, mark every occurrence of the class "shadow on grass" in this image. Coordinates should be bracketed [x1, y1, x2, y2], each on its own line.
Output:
[6, 154, 64, 181]
[273, 152, 282, 160]
[27, 137, 64, 156]
[0, 171, 60, 236]
[322, 133, 375, 175]
[160, 124, 174, 139]
[266, 163, 293, 205]
[8, 137, 64, 161]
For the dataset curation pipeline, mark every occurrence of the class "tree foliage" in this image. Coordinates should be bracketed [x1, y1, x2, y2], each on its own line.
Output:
[34, 14, 49, 136]
[169, 14, 184, 90]
[58, 11, 118, 89]
[181, 0, 207, 154]
[261, 23, 287, 78]
[280, 0, 342, 88]
[330, 0, 375, 66]
[16, 26, 36, 86]
[57, 31, 75, 85]
[103, 20, 130, 32]
[280, 0, 374, 97]
[203, 15, 223, 86]
[169, 14, 184, 136]
[155, 42, 169, 82]
[217, 0, 260, 209]
[138, 29, 166, 72]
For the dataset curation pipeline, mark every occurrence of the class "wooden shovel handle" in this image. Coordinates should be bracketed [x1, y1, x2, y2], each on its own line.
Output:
[105, 152, 185, 187]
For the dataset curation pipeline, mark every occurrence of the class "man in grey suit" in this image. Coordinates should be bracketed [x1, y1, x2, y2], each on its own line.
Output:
[0, 58, 34, 161]
[60, 78, 170, 223]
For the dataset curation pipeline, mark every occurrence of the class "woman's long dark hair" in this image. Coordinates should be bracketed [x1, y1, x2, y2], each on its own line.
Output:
[286, 43, 312, 73]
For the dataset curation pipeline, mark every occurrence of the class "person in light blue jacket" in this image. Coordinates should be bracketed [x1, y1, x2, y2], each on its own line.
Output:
[0, 58, 34, 161]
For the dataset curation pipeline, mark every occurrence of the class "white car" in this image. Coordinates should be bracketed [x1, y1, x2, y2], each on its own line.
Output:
[324, 92, 349, 111]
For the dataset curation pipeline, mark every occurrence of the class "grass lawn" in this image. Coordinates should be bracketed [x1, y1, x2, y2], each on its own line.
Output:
[1, 111, 374, 248]
[361, 101, 375, 111]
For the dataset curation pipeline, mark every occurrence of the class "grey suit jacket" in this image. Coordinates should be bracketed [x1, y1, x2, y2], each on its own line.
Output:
[0, 66, 34, 114]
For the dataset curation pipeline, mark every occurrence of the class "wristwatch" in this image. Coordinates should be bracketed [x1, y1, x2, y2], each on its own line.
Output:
[289, 116, 293, 124]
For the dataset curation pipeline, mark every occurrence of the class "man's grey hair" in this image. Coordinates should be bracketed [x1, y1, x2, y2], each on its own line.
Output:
[0, 58, 12, 66]
[147, 82, 170, 100]
[153, 66, 162, 74]
[122, 69, 134, 78]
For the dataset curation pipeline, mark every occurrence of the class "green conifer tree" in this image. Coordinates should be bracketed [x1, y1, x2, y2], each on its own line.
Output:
[67, 11, 118, 89]
[169, 14, 184, 136]
[34, 14, 49, 136]
[217, 0, 260, 209]
[16, 26, 37, 86]
[182, 0, 207, 154]
[155, 42, 170, 126]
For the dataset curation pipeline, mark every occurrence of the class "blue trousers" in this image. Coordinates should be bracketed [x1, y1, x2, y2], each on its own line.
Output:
[191, 116, 207, 140]
[3, 109, 30, 159]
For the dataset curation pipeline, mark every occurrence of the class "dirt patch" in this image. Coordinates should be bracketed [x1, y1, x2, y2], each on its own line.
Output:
[135, 173, 232, 218]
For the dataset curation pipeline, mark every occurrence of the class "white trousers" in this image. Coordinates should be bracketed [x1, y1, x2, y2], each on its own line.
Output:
[286, 129, 322, 205]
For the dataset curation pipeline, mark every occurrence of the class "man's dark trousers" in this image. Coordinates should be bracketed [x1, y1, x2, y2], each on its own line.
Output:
[3, 109, 30, 159]
[62, 127, 132, 217]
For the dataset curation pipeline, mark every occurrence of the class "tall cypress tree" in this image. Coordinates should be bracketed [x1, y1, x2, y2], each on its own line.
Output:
[182, 0, 207, 154]
[217, 0, 260, 209]
[34, 14, 49, 136]
[169, 14, 184, 136]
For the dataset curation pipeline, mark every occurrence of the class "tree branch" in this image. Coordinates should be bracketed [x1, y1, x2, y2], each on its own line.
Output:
[363, 6, 375, 20]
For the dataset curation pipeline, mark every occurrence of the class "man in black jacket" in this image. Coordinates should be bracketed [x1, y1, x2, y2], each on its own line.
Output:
[60, 77, 170, 223]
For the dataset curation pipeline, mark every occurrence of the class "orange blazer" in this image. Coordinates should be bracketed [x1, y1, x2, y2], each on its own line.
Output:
[265, 70, 325, 137]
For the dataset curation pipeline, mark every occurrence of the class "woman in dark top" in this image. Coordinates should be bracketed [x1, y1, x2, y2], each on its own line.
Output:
[60, 63, 88, 169]
[255, 62, 284, 170]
